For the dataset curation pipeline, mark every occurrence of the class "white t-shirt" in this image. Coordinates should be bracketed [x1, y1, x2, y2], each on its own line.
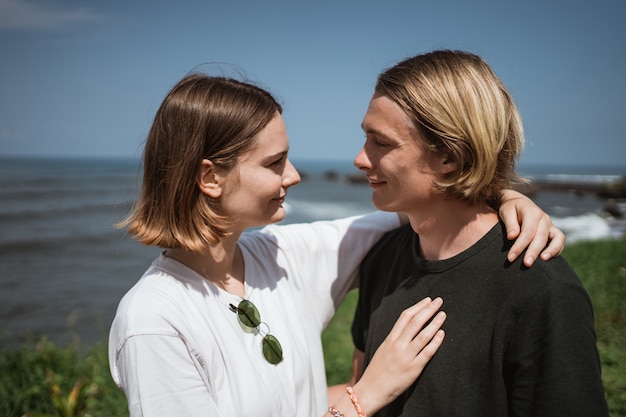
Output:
[108, 212, 400, 417]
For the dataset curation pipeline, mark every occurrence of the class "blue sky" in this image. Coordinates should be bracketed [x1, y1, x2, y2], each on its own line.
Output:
[0, 0, 624, 168]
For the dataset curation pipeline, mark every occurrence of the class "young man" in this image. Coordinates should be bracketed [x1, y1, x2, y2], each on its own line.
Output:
[350, 50, 608, 416]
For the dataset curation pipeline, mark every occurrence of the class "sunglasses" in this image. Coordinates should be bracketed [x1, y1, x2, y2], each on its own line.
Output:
[229, 299, 283, 365]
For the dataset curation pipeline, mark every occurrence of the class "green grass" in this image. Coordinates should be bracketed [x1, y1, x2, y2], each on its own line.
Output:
[562, 238, 626, 415]
[0, 338, 128, 417]
[1, 238, 624, 416]
[322, 290, 360, 385]
[322, 237, 626, 416]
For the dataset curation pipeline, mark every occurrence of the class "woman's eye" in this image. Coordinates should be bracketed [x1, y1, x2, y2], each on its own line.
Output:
[270, 156, 286, 168]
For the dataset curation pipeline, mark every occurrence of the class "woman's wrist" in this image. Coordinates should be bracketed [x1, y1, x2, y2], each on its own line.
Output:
[346, 386, 366, 416]
[327, 390, 368, 417]
[326, 382, 379, 417]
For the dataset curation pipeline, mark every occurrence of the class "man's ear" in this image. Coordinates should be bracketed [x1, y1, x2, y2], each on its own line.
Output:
[197, 159, 222, 199]
[437, 152, 458, 175]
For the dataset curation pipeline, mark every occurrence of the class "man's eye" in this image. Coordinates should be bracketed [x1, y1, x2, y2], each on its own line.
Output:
[365, 134, 390, 147]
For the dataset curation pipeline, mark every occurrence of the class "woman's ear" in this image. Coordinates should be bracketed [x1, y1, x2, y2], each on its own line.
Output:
[197, 159, 222, 199]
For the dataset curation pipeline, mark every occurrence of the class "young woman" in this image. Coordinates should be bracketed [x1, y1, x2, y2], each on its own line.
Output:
[109, 73, 564, 417]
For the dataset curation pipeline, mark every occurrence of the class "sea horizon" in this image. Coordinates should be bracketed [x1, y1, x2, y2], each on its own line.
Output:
[2, 153, 626, 170]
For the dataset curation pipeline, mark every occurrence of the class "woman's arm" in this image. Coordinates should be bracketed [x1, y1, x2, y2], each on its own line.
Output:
[114, 334, 218, 417]
[324, 297, 446, 417]
[499, 189, 565, 267]
[327, 350, 363, 406]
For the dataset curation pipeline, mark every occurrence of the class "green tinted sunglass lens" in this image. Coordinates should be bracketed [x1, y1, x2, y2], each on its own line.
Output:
[262, 334, 283, 364]
[237, 300, 261, 328]
[230, 300, 283, 364]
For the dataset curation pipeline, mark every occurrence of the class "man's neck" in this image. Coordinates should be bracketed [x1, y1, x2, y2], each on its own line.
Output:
[408, 199, 499, 261]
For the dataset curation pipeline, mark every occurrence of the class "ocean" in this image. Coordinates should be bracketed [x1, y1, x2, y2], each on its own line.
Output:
[1, 157, 625, 350]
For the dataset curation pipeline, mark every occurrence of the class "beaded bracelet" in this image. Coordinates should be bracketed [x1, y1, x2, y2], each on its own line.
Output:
[346, 386, 366, 417]
[328, 405, 344, 417]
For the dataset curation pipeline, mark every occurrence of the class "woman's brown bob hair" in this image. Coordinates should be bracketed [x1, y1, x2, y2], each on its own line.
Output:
[376, 50, 526, 204]
[118, 73, 283, 251]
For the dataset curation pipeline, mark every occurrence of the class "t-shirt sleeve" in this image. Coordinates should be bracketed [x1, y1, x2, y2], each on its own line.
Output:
[351, 225, 410, 352]
[114, 334, 224, 417]
[257, 211, 400, 329]
[504, 268, 609, 416]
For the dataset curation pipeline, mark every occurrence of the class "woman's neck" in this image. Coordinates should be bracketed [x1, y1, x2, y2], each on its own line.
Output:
[164, 234, 246, 297]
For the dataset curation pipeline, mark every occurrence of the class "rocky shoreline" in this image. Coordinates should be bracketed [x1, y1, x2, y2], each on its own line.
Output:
[513, 177, 626, 199]
[343, 171, 626, 194]
[336, 170, 626, 219]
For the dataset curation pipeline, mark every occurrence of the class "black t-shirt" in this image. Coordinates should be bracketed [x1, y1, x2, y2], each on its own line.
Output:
[352, 222, 608, 417]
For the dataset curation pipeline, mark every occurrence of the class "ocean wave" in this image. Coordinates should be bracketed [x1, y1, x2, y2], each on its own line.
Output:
[0, 228, 126, 252]
[552, 213, 624, 243]
[526, 173, 623, 185]
[283, 199, 372, 223]
[0, 200, 133, 219]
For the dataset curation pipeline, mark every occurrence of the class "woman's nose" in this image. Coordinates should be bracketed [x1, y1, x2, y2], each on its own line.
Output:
[283, 159, 301, 187]
[354, 147, 371, 171]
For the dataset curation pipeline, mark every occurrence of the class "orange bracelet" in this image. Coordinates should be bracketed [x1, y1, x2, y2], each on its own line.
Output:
[328, 405, 344, 417]
[346, 386, 366, 417]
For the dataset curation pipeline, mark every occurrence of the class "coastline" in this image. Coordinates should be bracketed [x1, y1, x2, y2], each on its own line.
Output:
[345, 170, 626, 215]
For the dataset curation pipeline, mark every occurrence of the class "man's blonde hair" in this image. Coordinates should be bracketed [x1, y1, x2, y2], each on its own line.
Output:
[376, 50, 525, 205]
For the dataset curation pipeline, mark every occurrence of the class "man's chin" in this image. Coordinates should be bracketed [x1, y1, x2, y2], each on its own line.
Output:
[371, 197, 394, 212]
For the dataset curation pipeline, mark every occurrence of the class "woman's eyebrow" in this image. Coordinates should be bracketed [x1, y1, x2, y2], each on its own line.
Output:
[261, 149, 288, 163]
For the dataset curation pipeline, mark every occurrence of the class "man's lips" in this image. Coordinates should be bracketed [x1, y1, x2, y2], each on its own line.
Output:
[367, 178, 385, 187]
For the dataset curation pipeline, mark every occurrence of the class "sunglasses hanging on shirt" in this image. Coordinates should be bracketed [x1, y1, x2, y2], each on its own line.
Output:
[229, 299, 283, 365]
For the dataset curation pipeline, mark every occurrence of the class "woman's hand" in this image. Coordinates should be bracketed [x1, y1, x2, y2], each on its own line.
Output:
[327, 297, 445, 417]
[499, 189, 566, 267]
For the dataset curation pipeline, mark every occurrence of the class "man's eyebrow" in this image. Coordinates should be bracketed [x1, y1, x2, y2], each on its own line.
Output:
[361, 124, 390, 138]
